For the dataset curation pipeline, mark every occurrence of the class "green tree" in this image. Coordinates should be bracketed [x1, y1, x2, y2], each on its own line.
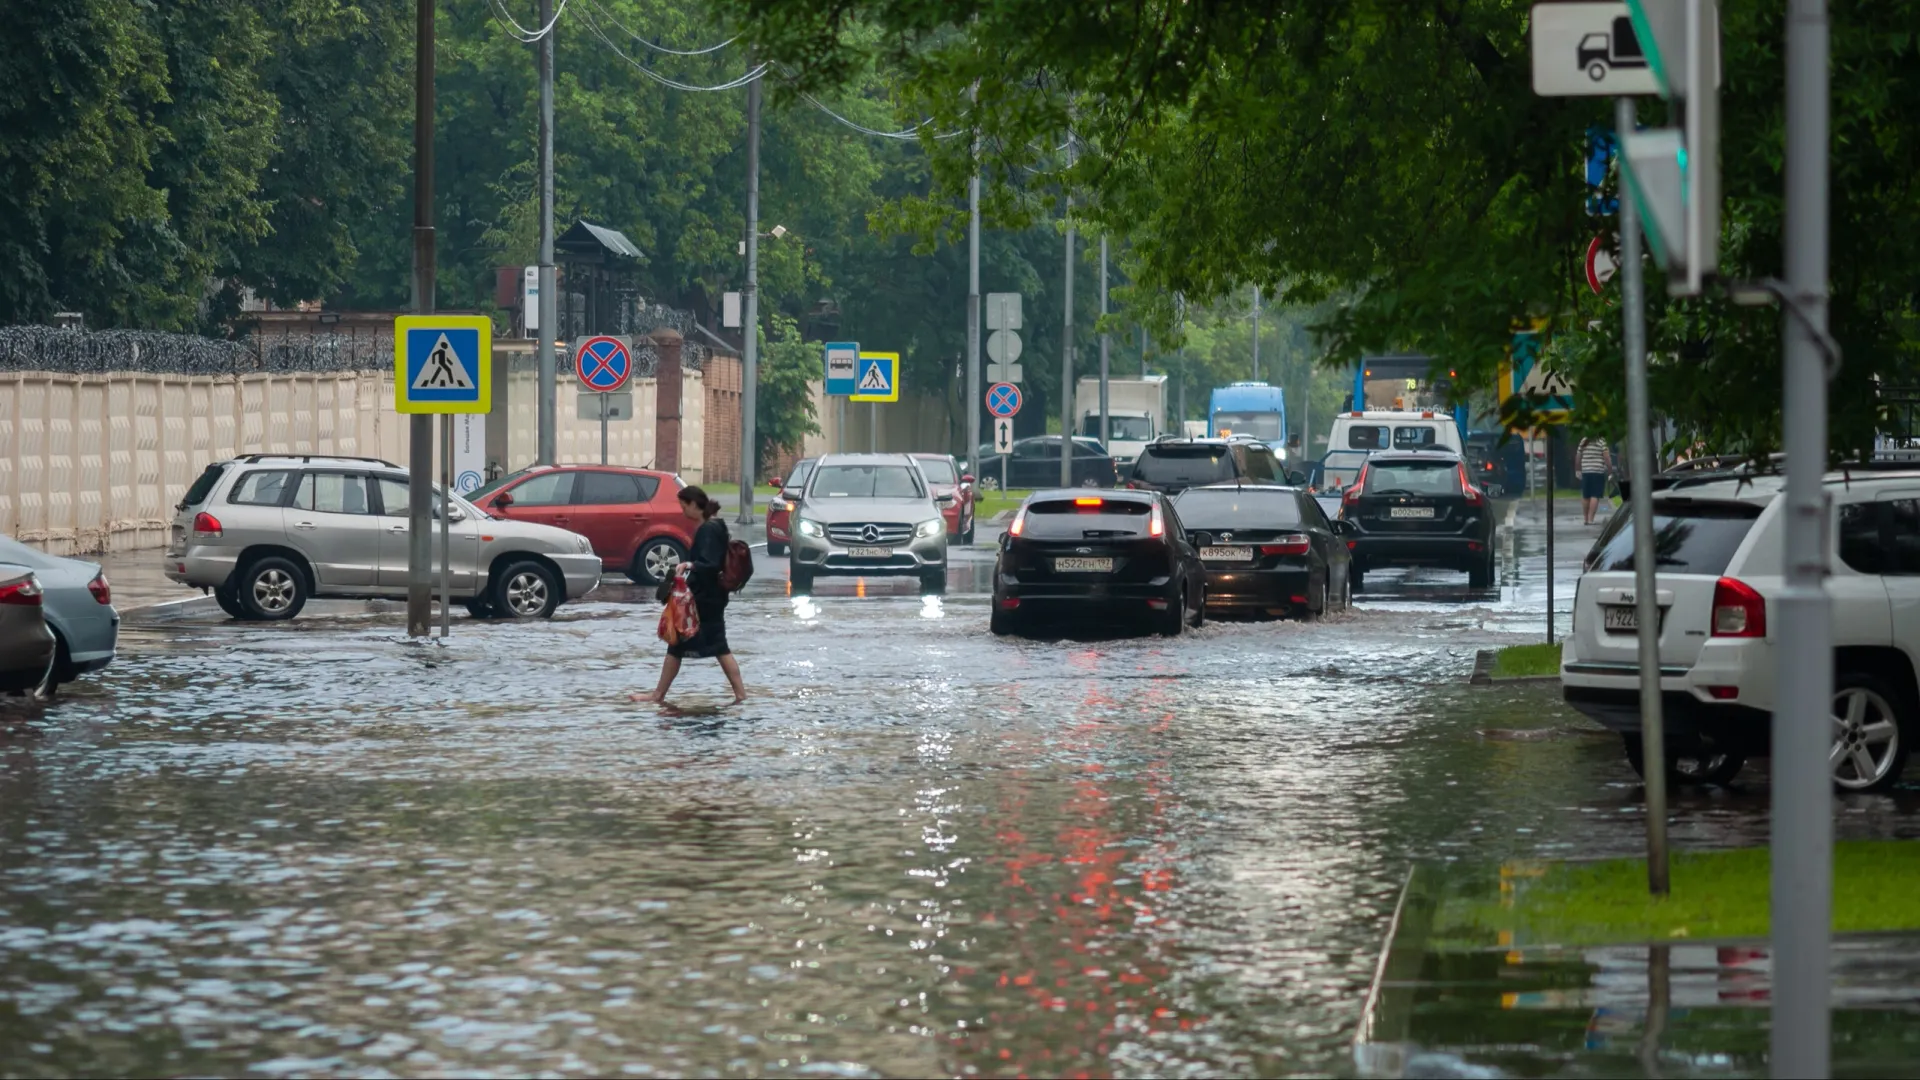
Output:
[755, 311, 821, 468]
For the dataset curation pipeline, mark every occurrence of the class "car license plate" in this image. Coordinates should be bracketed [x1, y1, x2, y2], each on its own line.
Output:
[1389, 506, 1435, 519]
[1201, 546, 1254, 561]
[848, 546, 893, 558]
[1603, 605, 1661, 631]
[1055, 557, 1114, 573]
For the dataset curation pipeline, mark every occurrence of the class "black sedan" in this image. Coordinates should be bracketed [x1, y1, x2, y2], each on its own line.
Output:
[1172, 483, 1355, 618]
[990, 489, 1205, 637]
[1340, 450, 1496, 589]
[972, 436, 1119, 490]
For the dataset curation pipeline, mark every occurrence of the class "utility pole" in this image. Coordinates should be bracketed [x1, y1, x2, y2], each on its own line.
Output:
[535, 0, 557, 465]
[1251, 285, 1261, 381]
[1059, 133, 1076, 489]
[1098, 237, 1110, 450]
[406, 0, 436, 638]
[735, 66, 762, 524]
[1774, 0, 1833, 1071]
[965, 92, 981, 475]
[1140, 326, 1147, 377]
[1618, 96, 1669, 897]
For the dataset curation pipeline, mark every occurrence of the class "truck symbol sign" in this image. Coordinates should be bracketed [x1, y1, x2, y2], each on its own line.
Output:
[1577, 16, 1647, 81]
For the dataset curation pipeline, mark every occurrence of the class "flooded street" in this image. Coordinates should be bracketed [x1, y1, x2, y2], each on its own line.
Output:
[3, 530, 1916, 1077]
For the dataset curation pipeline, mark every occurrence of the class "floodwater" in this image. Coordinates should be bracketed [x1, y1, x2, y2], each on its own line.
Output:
[2, 541, 1916, 1077]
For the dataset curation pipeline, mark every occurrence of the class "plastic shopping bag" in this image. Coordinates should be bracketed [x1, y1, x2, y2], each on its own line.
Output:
[656, 566, 700, 645]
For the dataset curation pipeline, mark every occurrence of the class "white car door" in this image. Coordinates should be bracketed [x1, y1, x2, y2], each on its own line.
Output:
[1870, 490, 1920, 662]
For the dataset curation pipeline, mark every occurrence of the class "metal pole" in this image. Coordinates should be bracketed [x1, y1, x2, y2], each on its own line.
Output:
[406, 0, 435, 639]
[966, 93, 982, 477]
[1251, 284, 1261, 381]
[1139, 326, 1147, 378]
[1545, 428, 1555, 645]
[869, 401, 876, 453]
[1060, 136, 1076, 489]
[535, 0, 557, 465]
[600, 405, 608, 464]
[1099, 237, 1110, 451]
[736, 66, 761, 524]
[1774, 0, 1833, 1070]
[1618, 96, 1669, 896]
[440, 414, 451, 637]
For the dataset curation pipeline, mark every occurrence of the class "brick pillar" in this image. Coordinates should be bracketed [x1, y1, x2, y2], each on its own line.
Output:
[652, 328, 683, 474]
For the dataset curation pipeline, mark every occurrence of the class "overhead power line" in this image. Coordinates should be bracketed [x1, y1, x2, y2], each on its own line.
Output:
[575, 3, 767, 91]
[578, 0, 737, 55]
[489, 0, 569, 43]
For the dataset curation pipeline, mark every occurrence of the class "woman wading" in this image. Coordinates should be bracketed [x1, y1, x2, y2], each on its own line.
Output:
[636, 486, 747, 704]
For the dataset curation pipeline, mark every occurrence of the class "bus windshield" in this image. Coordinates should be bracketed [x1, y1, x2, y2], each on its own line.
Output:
[1213, 411, 1284, 441]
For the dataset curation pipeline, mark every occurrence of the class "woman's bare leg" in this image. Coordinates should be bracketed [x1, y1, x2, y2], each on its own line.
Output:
[633, 656, 681, 702]
[718, 654, 747, 703]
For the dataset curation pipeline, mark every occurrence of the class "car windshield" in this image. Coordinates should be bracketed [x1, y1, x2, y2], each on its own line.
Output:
[1364, 460, 1462, 496]
[1173, 490, 1302, 527]
[467, 470, 527, 500]
[1133, 447, 1236, 485]
[811, 465, 926, 499]
[1213, 411, 1284, 441]
[1023, 497, 1152, 539]
[1320, 451, 1372, 489]
[1081, 415, 1155, 441]
[916, 458, 957, 484]
[1393, 425, 1444, 449]
[180, 463, 227, 508]
[1589, 501, 1763, 575]
[789, 460, 815, 487]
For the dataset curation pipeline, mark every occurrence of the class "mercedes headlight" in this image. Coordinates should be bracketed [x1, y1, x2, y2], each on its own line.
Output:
[915, 518, 943, 538]
[797, 517, 824, 538]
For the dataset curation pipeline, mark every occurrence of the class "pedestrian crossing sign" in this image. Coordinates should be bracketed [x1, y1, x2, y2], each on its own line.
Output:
[394, 314, 492, 414]
[850, 351, 899, 403]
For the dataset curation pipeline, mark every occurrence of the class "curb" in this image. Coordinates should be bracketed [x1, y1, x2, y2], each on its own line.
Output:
[122, 594, 219, 623]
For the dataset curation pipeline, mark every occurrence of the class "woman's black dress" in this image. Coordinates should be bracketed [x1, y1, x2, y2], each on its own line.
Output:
[668, 517, 731, 659]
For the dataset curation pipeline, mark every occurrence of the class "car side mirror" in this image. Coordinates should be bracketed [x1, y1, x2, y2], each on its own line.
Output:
[446, 506, 468, 523]
[493, 491, 513, 508]
[1330, 519, 1355, 537]
[1287, 470, 1309, 486]
[769, 477, 783, 489]
[960, 474, 975, 486]
[1190, 531, 1213, 548]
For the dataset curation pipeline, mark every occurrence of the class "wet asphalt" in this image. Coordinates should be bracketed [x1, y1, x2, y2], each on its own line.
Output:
[4, 504, 1919, 1077]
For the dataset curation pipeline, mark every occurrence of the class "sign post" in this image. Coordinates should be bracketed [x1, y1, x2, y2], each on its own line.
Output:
[824, 341, 858, 452]
[575, 335, 633, 464]
[850, 351, 899, 454]
[394, 314, 493, 639]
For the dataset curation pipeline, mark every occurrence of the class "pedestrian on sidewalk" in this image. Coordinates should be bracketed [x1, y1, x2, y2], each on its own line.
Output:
[1576, 436, 1613, 526]
[634, 486, 747, 705]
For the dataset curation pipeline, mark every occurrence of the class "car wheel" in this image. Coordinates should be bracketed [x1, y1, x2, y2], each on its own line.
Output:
[1155, 590, 1185, 637]
[1830, 672, 1911, 792]
[1303, 579, 1328, 621]
[790, 562, 815, 596]
[1468, 550, 1494, 589]
[238, 555, 307, 621]
[990, 601, 1018, 636]
[491, 560, 561, 619]
[632, 537, 688, 586]
[463, 596, 498, 620]
[767, 541, 787, 557]
[214, 581, 249, 620]
[1187, 581, 1205, 629]
[920, 567, 947, 595]
[1624, 734, 1747, 788]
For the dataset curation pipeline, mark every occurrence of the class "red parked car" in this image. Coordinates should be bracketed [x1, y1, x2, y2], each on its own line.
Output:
[910, 453, 977, 544]
[763, 458, 815, 557]
[465, 465, 693, 584]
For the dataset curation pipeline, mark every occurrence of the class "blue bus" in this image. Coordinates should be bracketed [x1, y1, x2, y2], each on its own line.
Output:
[1208, 382, 1287, 441]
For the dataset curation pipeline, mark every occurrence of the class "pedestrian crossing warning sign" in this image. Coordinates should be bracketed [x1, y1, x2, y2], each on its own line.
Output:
[394, 315, 492, 414]
[850, 351, 899, 403]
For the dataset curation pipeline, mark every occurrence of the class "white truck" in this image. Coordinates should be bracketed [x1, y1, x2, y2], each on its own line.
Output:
[1075, 375, 1169, 465]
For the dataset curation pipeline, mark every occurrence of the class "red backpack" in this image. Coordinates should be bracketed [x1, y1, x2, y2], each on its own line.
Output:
[720, 539, 755, 592]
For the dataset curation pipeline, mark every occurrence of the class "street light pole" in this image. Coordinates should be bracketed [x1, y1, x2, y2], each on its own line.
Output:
[535, 0, 557, 466]
[736, 67, 762, 524]
[1251, 284, 1261, 381]
[1617, 96, 1669, 897]
[406, 0, 436, 639]
[966, 83, 981, 475]
[1099, 237, 1109, 450]
[1774, 0, 1834, 1071]
[1059, 133, 1076, 489]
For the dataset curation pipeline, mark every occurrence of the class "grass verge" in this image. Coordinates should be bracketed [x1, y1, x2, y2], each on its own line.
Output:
[974, 489, 1037, 519]
[1492, 643, 1562, 679]
[1437, 841, 1920, 947]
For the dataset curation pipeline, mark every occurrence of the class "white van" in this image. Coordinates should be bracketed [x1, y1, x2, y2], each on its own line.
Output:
[1326, 411, 1464, 456]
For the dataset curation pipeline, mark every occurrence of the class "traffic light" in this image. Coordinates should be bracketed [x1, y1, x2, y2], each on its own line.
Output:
[1619, 0, 1720, 297]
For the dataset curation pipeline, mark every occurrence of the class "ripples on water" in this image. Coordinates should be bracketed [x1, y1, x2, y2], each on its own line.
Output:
[2, 584, 1915, 1077]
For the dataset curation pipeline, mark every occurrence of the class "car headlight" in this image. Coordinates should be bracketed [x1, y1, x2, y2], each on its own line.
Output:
[797, 517, 824, 538]
[916, 518, 943, 538]
[575, 534, 592, 553]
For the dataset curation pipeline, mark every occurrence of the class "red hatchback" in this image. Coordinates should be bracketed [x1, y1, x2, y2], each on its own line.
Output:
[911, 453, 977, 544]
[466, 465, 694, 584]
[763, 457, 815, 557]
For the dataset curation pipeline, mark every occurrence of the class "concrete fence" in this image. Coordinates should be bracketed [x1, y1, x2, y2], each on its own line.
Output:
[1, 342, 725, 555]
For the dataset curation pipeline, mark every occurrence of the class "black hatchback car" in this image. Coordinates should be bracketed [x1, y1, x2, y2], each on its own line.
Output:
[1172, 483, 1356, 618]
[1341, 451, 1496, 589]
[1126, 438, 1305, 496]
[972, 436, 1119, 490]
[991, 490, 1206, 637]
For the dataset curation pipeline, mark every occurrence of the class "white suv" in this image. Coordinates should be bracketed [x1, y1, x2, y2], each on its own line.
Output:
[1563, 470, 1920, 791]
[163, 454, 602, 620]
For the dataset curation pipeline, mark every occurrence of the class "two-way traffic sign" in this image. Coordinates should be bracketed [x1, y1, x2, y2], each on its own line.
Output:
[993, 417, 1014, 454]
[394, 315, 492, 414]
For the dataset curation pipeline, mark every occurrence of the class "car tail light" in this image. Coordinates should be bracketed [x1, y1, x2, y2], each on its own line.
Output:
[1009, 506, 1029, 537]
[1456, 464, 1484, 505]
[1711, 577, 1767, 638]
[1343, 470, 1366, 508]
[1707, 685, 1740, 700]
[0, 576, 43, 606]
[1148, 503, 1165, 537]
[999, 597, 1021, 610]
[88, 572, 111, 605]
[192, 511, 223, 538]
[1259, 535, 1310, 556]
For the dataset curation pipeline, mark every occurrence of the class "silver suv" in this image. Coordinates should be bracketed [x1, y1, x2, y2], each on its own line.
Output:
[787, 453, 949, 594]
[163, 454, 601, 620]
